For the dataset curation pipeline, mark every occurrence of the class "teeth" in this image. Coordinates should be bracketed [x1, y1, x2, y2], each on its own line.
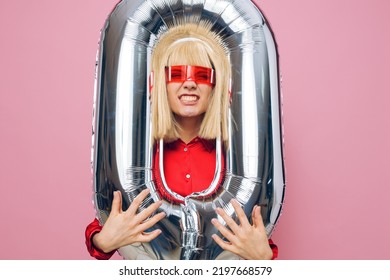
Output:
[181, 95, 197, 102]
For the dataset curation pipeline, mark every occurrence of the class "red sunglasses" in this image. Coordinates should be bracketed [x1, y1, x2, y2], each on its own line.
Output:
[165, 65, 216, 87]
[149, 65, 216, 93]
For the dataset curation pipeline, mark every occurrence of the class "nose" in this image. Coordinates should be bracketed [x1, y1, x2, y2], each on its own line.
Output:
[183, 80, 197, 90]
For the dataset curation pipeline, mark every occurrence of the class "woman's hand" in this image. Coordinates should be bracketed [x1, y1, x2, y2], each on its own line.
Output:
[93, 189, 166, 253]
[211, 199, 273, 260]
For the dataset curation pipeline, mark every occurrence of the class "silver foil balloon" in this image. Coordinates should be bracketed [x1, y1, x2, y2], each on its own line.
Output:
[91, 0, 285, 260]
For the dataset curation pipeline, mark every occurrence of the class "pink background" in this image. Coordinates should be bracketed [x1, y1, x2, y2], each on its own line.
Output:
[0, 0, 389, 260]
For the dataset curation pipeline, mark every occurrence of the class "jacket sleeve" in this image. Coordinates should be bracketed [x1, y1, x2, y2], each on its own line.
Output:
[85, 218, 116, 260]
[268, 239, 278, 260]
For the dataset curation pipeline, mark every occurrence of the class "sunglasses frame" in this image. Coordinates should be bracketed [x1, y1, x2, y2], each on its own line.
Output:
[165, 65, 216, 87]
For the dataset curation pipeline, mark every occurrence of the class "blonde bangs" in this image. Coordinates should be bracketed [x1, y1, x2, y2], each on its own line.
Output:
[167, 42, 213, 68]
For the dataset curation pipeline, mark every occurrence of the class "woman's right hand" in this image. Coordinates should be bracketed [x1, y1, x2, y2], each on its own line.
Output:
[92, 189, 166, 253]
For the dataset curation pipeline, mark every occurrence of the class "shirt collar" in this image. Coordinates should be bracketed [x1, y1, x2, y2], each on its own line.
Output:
[197, 137, 216, 152]
[165, 137, 216, 152]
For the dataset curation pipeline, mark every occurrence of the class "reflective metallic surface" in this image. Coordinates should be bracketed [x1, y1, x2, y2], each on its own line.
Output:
[92, 0, 285, 259]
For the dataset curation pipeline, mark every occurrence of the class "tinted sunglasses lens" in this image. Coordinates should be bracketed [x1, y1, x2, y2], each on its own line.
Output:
[165, 65, 215, 86]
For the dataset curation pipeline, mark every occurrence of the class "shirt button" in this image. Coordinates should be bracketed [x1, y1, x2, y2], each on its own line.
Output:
[184, 147, 188, 152]
[186, 174, 191, 179]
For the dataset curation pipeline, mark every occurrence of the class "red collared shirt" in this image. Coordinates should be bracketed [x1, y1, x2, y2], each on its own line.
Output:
[153, 137, 223, 203]
[85, 138, 278, 259]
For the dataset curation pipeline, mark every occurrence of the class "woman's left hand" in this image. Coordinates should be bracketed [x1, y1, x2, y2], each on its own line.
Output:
[211, 199, 273, 260]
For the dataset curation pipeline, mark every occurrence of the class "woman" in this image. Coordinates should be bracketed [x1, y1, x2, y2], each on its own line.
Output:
[86, 23, 277, 260]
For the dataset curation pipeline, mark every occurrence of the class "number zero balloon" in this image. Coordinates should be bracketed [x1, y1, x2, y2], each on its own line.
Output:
[91, 0, 285, 260]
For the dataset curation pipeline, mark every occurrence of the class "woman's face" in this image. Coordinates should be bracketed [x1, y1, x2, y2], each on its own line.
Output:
[166, 66, 213, 123]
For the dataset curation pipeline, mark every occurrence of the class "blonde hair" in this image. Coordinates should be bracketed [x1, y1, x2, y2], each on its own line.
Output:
[150, 23, 231, 144]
